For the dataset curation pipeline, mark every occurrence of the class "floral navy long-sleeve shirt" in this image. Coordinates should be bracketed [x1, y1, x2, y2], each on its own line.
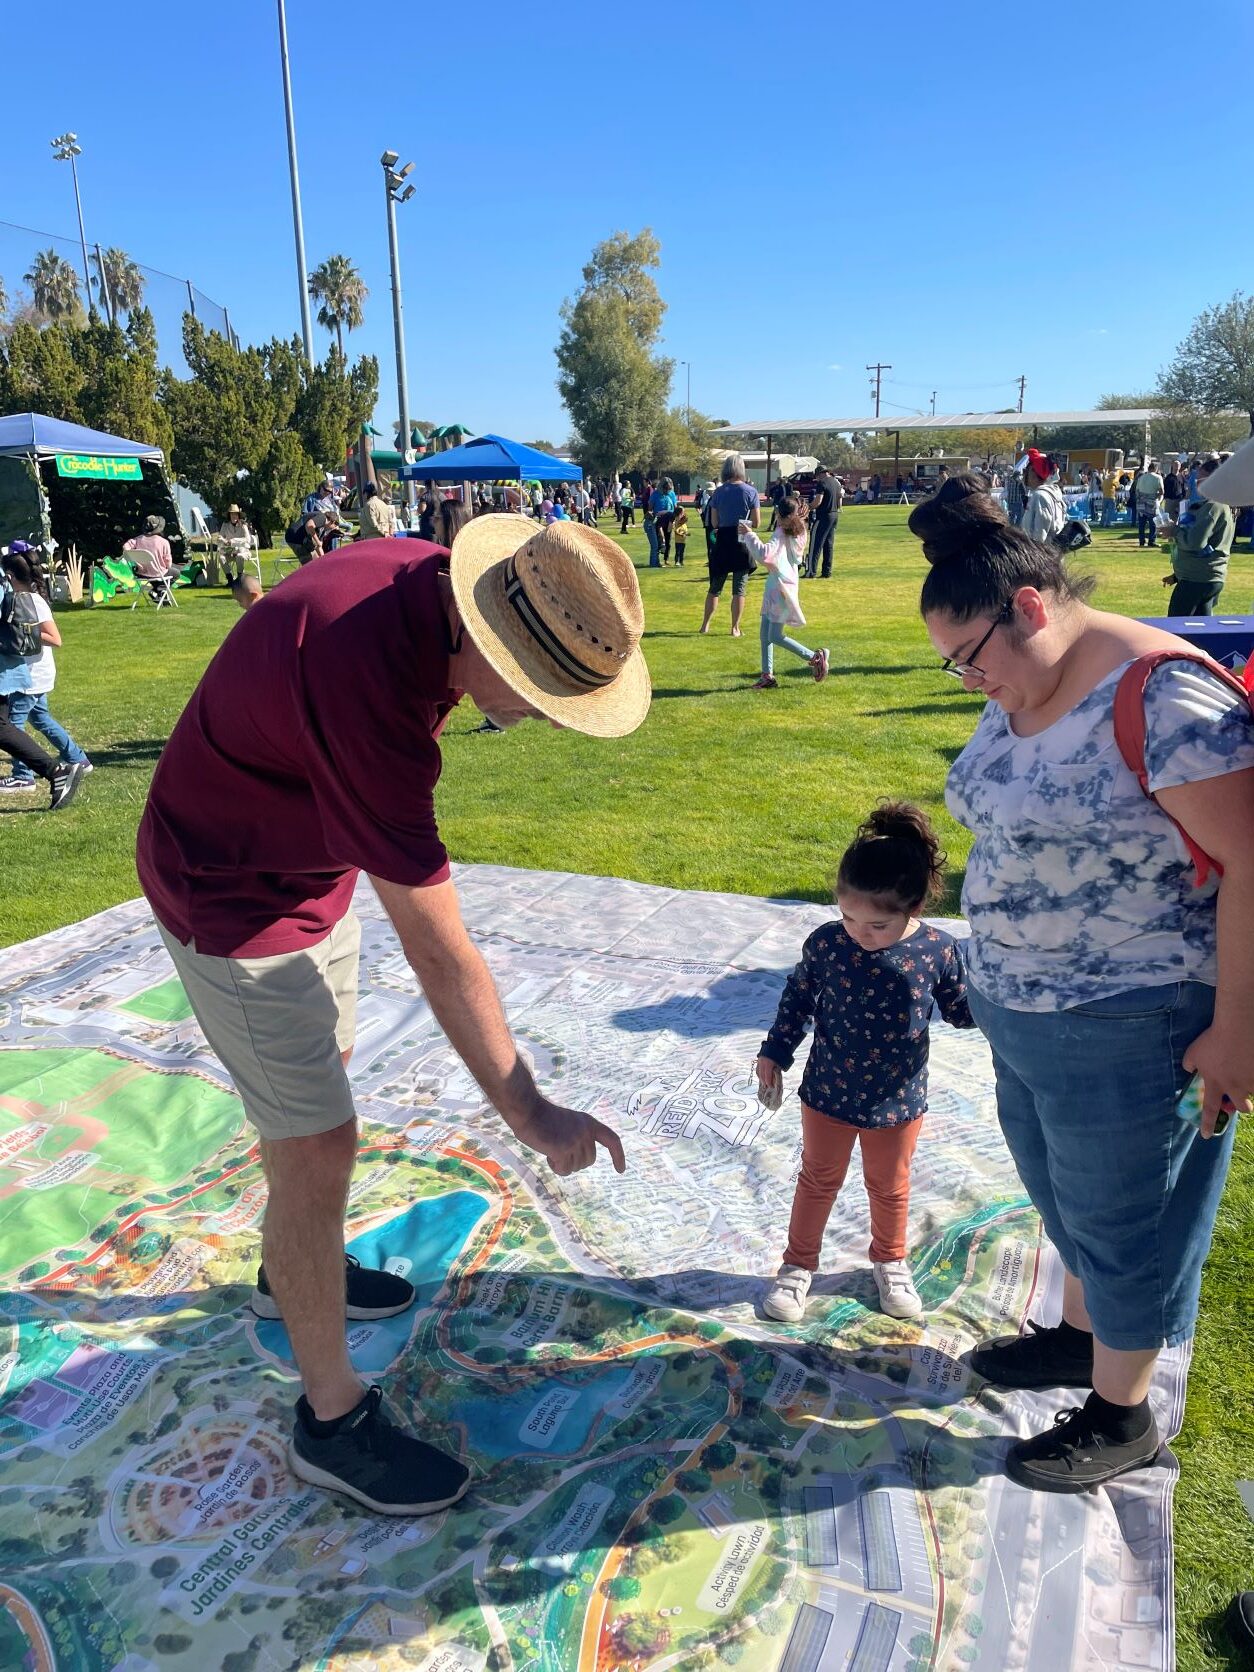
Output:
[759, 921, 976, 1128]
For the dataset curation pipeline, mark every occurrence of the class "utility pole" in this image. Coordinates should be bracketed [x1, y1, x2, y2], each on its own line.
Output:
[1016, 374, 1026, 413]
[276, 0, 315, 367]
[680, 361, 691, 424]
[382, 151, 417, 512]
[930, 390, 937, 417]
[866, 362, 892, 420]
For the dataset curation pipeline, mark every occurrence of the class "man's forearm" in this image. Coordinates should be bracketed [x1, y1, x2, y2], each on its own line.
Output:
[408, 933, 539, 1126]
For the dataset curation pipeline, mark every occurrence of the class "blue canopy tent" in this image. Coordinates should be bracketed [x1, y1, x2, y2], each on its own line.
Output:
[399, 434, 581, 485]
[0, 412, 180, 563]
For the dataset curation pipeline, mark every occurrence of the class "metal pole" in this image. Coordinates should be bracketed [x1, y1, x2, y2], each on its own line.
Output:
[686, 362, 691, 424]
[68, 152, 91, 301]
[186, 279, 197, 319]
[276, 0, 315, 367]
[94, 243, 115, 327]
[385, 180, 415, 512]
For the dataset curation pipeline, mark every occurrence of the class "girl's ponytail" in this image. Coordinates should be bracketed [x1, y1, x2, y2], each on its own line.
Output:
[837, 801, 946, 913]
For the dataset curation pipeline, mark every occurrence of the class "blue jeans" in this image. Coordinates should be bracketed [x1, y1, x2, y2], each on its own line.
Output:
[1101, 497, 1117, 527]
[760, 616, 814, 677]
[968, 981, 1233, 1350]
[1137, 510, 1158, 546]
[644, 521, 660, 566]
[7, 691, 88, 783]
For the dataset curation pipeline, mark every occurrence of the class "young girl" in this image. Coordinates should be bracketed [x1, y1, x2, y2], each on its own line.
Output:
[672, 504, 689, 566]
[1, 547, 91, 791]
[738, 496, 829, 688]
[756, 803, 975, 1322]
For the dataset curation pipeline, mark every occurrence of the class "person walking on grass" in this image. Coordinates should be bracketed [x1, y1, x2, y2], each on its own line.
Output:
[1135, 457, 1165, 548]
[650, 477, 678, 563]
[806, 465, 845, 578]
[136, 518, 647, 1518]
[756, 804, 975, 1324]
[700, 453, 760, 637]
[913, 471, 1254, 1493]
[738, 496, 829, 688]
[1161, 454, 1237, 616]
[0, 548, 91, 793]
[0, 546, 88, 808]
[672, 502, 689, 567]
[618, 481, 635, 532]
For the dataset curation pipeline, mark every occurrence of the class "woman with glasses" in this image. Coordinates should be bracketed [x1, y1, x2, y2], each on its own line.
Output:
[909, 473, 1254, 1494]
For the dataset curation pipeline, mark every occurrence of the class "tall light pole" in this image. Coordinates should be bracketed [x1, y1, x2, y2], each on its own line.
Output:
[276, 0, 315, 367]
[382, 151, 417, 510]
[50, 133, 92, 305]
[679, 360, 691, 423]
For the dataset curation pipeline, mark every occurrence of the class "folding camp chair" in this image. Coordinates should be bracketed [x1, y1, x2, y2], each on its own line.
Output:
[130, 564, 179, 609]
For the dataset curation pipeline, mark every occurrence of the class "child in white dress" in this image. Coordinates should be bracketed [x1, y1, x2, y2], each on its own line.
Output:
[739, 496, 829, 688]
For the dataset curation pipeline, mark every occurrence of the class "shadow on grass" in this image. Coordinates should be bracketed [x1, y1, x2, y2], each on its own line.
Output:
[860, 700, 980, 717]
[84, 739, 168, 769]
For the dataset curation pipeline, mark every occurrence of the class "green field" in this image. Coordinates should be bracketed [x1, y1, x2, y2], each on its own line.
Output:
[119, 976, 195, 1023]
[1, 506, 1251, 1668]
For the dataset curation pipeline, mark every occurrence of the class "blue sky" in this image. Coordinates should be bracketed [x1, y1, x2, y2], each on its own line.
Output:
[6, 0, 1254, 443]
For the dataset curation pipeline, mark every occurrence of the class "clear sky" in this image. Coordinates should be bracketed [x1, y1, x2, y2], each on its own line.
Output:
[5, 0, 1253, 443]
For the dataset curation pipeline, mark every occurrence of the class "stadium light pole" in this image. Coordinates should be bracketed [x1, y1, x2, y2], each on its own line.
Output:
[679, 360, 691, 424]
[382, 152, 417, 511]
[50, 133, 92, 304]
[276, 0, 315, 367]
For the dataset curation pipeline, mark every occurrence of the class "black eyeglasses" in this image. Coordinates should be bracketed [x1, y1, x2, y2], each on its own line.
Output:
[940, 603, 1014, 680]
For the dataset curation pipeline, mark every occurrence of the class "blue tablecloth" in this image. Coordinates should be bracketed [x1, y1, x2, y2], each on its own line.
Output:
[1138, 614, 1254, 667]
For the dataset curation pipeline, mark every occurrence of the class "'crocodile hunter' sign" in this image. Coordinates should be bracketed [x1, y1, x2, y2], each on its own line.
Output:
[54, 453, 144, 481]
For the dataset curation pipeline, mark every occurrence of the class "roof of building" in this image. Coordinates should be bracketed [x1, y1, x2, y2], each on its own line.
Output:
[715, 410, 1159, 436]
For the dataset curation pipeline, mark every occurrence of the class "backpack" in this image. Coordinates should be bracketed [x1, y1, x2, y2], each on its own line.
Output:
[1113, 649, 1254, 887]
[0, 586, 42, 659]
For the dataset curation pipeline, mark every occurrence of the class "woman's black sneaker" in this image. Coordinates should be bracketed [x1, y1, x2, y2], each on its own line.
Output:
[290, 1386, 471, 1516]
[250, 1254, 415, 1321]
[1006, 1405, 1160, 1493]
[969, 1319, 1094, 1389]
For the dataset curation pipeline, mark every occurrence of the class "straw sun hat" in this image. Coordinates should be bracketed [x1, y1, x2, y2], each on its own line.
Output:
[449, 514, 650, 738]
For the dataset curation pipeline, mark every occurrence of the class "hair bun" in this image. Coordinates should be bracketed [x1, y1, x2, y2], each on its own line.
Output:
[907, 473, 1008, 566]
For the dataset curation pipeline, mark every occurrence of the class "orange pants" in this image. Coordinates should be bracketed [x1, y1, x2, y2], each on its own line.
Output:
[784, 1104, 922, 1269]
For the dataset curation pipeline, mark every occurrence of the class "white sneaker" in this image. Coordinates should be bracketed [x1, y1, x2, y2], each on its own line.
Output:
[872, 1260, 923, 1319]
[763, 1263, 812, 1323]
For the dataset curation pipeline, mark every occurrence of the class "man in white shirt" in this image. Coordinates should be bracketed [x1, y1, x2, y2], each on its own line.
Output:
[1135, 458, 1165, 549]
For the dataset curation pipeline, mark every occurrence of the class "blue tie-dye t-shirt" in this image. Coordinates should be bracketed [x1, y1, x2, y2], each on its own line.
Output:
[946, 659, 1254, 1012]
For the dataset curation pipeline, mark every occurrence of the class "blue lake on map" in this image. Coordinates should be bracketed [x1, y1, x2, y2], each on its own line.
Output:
[457, 1363, 646, 1460]
[251, 1190, 489, 1374]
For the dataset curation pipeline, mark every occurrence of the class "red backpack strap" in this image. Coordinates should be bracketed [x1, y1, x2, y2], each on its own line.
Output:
[1113, 650, 1248, 888]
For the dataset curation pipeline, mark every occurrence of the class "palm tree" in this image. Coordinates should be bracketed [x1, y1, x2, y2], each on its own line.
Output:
[93, 246, 145, 319]
[0, 273, 8, 323]
[307, 254, 368, 357]
[24, 248, 83, 323]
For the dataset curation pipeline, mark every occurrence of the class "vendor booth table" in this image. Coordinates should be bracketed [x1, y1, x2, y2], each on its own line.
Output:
[1138, 614, 1254, 668]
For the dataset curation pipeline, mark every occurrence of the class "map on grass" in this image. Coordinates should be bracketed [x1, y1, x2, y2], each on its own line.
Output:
[0, 866, 1184, 1671]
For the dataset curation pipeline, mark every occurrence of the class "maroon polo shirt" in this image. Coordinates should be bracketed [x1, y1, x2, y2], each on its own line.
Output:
[137, 541, 461, 958]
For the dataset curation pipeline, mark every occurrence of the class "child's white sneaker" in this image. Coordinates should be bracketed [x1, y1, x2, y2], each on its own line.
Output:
[872, 1260, 923, 1319]
[763, 1264, 812, 1323]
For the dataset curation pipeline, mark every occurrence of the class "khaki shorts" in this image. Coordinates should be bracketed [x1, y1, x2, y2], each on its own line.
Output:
[156, 913, 361, 1141]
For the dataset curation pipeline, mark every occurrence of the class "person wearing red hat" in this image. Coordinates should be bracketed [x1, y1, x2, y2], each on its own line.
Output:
[1019, 450, 1067, 543]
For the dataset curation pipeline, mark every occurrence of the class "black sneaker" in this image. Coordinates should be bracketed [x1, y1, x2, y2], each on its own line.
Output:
[250, 1254, 415, 1321]
[969, 1320, 1094, 1390]
[1228, 1592, 1254, 1658]
[289, 1386, 471, 1516]
[1006, 1405, 1161, 1493]
[48, 762, 86, 811]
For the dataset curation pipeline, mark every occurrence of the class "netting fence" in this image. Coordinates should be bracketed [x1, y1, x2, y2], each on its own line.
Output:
[0, 218, 238, 377]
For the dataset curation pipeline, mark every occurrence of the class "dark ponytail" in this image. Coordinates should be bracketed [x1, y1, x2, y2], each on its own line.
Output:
[909, 473, 1094, 622]
[1, 550, 48, 597]
[837, 801, 945, 914]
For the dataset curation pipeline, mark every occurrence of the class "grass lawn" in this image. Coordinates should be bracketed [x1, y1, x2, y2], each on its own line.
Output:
[3, 507, 1252, 1667]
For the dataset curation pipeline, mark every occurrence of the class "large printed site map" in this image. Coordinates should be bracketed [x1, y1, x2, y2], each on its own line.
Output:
[1, 866, 1186, 1672]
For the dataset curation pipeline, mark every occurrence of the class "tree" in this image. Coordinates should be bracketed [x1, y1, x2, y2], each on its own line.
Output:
[649, 406, 717, 480]
[650, 1493, 685, 1525]
[94, 247, 145, 317]
[523, 439, 560, 455]
[25, 248, 84, 323]
[1162, 291, 1254, 432]
[604, 1575, 641, 1600]
[556, 229, 672, 475]
[308, 254, 368, 357]
[0, 273, 7, 322]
